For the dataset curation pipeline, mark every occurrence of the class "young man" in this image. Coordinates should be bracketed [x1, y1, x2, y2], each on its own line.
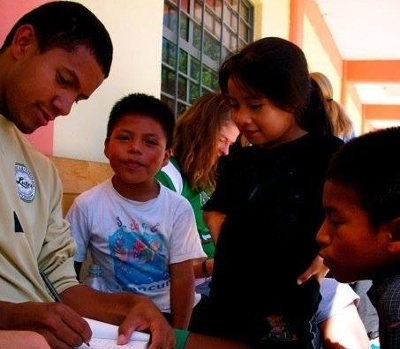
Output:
[317, 126, 400, 349]
[0, 3, 253, 349]
[0, 2, 174, 348]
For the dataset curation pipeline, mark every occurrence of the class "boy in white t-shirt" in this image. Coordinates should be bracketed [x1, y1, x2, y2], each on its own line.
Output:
[66, 93, 206, 330]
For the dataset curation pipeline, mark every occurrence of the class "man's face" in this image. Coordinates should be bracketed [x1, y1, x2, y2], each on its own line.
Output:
[3, 25, 105, 133]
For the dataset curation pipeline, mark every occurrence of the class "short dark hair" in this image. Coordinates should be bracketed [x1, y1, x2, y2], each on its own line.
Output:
[106, 93, 175, 148]
[1, 1, 113, 78]
[327, 126, 400, 227]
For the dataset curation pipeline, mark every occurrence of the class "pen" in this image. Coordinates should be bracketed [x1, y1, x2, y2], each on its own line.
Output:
[39, 270, 90, 347]
[39, 270, 62, 302]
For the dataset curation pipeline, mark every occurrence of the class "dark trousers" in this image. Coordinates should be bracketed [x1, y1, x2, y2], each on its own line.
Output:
[190, 295, 317, 349]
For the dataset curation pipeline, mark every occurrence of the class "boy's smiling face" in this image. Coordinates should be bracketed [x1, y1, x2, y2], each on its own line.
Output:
[317, 180, 393, 283]
[104, 114, 171, 200]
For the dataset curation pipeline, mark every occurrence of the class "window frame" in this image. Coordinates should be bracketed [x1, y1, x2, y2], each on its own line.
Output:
[161, 0, 254, 116]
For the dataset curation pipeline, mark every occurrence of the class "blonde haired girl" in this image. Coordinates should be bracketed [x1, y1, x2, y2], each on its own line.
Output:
[310, 71, 355, 141]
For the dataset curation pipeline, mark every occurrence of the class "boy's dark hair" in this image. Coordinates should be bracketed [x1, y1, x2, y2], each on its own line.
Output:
[327, 126, 400, 227]
[106, 93, 175, 148]
[219, 36, 333, 135]
[1, 1, 113, 78]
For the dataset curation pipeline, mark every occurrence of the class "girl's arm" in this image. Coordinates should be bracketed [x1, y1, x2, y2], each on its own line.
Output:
[203, 211, 226, 243]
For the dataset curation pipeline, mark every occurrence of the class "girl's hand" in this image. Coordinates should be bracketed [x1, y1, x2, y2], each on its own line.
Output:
[297, 255, 329, 285]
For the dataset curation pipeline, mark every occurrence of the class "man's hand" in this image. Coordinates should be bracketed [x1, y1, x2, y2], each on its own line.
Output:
[1, 301, 92, 349]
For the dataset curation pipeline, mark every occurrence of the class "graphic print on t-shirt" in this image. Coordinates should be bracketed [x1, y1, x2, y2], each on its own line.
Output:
[108, 216, 169, 294]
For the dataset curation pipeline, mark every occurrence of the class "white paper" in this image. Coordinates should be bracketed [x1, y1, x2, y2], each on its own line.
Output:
[75, 318, 149, 349]
[77, 338, 148, 349]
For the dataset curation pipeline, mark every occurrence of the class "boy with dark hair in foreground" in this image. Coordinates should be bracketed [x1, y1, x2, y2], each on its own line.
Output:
[318, 126, 400, 349]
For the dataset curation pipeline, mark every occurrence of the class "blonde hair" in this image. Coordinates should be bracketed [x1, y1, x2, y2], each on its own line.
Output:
[173, 91, 233, 192]
[310, 72, 354, 140]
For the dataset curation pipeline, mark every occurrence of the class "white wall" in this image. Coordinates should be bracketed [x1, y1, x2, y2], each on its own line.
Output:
[51, 0, 296, 162]
[53, 0, 164, 163]
[302, 15, 362, 135]
[53, 0, 353, 162]
[256, 0, 290, 39]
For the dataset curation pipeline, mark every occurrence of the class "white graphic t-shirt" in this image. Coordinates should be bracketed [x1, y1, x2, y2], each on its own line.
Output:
[66, 179, 205, 312]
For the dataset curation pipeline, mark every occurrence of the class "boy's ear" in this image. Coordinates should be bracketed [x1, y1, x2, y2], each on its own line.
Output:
[387, 217, 400, 254]
[162, 148, 172, 167]
[11, 24, 36, 58]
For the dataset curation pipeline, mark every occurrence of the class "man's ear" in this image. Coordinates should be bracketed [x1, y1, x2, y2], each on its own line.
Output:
[162, 148, 172, 167]
[103, 139, 110, 160]
[11, 24, 36, 59]
[387, 217, 400, 254]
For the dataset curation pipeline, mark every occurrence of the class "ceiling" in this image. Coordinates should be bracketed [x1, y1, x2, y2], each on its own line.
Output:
[314, 0, 400, 129]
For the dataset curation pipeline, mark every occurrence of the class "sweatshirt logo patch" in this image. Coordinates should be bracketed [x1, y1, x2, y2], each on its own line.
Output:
[15, 162, 36, 203]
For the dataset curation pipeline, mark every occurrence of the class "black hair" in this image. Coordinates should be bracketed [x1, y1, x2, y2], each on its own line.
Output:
[1, 1, 113, 78]
[327, 127, 400, 227]
[106, 93, 175, 148]
[219, 37, 333, 135]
